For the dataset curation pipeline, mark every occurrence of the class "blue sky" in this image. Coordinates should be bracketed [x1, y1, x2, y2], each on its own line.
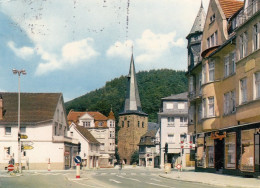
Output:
[0, 0, 209, 102]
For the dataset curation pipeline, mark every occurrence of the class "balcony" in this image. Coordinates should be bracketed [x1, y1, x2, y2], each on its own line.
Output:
[237, 0, 260, 28]
[188, 90, 202, 102]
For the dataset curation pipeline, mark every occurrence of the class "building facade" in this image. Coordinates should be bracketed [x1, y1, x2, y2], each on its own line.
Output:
[187, 0, 260, 177]
[118, 54, 148, 165]
[0, 93, 78, 170]
[158, 92, 194, 169]
[67, 110, 116, 167]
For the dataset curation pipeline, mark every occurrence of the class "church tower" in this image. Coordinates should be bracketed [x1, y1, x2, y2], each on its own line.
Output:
[118, 53, 148, 165]
[186, 1, 206, 71]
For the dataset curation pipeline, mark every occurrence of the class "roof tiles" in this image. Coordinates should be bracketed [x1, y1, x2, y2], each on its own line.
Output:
[219, 0, 244, 19]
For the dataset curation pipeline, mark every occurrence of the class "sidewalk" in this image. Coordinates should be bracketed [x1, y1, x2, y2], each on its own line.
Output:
[159, 170, 260, 188]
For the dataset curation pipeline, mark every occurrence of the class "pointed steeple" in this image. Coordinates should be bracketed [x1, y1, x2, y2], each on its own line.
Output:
[120, 52, 147, 116]
[188, 1, 206, 35]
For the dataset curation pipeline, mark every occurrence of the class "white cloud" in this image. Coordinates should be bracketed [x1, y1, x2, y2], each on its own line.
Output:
[136, 29, 185, 63]
[35, 38, 99, 75]
[7, 41, 34, 59]
[62, 38, 98, 63]
[106, 40, 133, 58]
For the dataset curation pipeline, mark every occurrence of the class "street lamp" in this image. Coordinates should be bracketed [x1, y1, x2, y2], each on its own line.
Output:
[12, 69, 26, 173]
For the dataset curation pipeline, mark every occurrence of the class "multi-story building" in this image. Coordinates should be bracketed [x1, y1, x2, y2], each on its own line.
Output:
[0, 92, 78, 170]
[117, 53, 148, 165]
[138, 124, 160, 168]
[187, 0, 260, 177]
[67, 110, 116, 167]
[158, 92, 194, 169]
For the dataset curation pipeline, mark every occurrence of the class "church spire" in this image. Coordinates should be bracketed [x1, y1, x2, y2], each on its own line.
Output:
[120, 51, 147, 115]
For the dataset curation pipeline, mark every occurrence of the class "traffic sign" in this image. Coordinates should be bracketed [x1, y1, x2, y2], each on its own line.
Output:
[23, 145, 34, 150]
[176, 164, 182, 170]
[20, 134, 28, 139]
[74, 156, 82, 164]
[7, 164, 15, 172]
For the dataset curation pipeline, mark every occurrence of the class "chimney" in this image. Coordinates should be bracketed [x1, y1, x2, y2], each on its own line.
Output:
[0, 94, 3, 120]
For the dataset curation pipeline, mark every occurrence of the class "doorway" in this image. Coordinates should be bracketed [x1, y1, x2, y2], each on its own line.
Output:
[215, 139, 224, 172]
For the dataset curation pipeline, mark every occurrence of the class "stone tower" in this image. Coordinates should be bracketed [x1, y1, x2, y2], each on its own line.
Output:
[118, 53, 148, 165]
[186, 1, 206, 71]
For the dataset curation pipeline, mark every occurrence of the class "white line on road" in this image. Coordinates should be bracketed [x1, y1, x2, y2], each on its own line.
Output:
[151, 178, 161, 182]
[117, 175, 141, 182]
[109, 179, 121, 183]
[72, 180, 101, 188]
[146, 182, 173, 188]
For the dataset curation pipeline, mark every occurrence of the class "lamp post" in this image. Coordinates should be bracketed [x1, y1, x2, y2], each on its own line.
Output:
[12, 69, 26, 173]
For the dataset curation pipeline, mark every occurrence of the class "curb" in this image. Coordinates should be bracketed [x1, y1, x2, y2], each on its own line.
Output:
[159, 174, 260, 188]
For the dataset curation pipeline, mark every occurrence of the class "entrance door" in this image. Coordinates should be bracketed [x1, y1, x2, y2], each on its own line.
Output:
[215, 139, 224, 171]
[255, 134, 260, 172]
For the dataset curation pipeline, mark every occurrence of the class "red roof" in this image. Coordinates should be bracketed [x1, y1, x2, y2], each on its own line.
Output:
[219, 0, 244, 19]
[67, 110, 86, 123]
[87, 111, 108, 121]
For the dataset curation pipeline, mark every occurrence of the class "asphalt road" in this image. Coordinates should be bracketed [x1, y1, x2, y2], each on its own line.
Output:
[0, 168, 221, 188]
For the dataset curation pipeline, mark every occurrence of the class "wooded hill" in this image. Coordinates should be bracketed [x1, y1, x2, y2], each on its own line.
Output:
[65, 69, 188, 123]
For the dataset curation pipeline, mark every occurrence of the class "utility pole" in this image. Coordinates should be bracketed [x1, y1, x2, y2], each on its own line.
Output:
[12, 69, 26, 173]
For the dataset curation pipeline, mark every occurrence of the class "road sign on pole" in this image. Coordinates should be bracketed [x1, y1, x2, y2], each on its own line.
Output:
[74, 156, 82, 164]
[8, 164, 15, 172]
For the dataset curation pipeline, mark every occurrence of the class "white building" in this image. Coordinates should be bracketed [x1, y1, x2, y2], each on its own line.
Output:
[68, 123, 100, 168]
[0, 92, 78, 170]
[158, 92, 194, 169]
[67, 110, 115, 167]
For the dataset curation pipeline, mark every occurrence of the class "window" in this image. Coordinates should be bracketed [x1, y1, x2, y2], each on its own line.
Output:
[98, 122, 103, 127]
[20, 127, 26, 133]
[225, 133, 236, 169]
[215, 31, 218, 45]
[239, 32, 248, 59]
[240, 78, 247, 104]
[110, 131, 113, 138]
[100, 143, 105, 150]
[208, 97, 214, 117]
[255, 72, 260, 99]
[208, 146, 214, 167]
[253, 24, 259, 51]
[202, 64, 206, 84]
[210, 34, 215, 47]
[127, 121, 130, 127]
[202, 98, 207, 118]
[57, 109, 59, 122]
[168, 134, 174, 143]
[231, 91, 236, 113]
[189, 76, 194, 93]
[142, 122, 144, 128]
[70, 131, 73, 137]
[241, 129, 254, 172]
[210, 14, 215, 23]
[122, 121, 124, 128]
[198, 103, 202, 122]
[166, 103, 174, 109]
[230, 51, 236, 74]
[207, 38, 210, 48]
[167, 117, 174, 126]
[178, 102, 185, 109]
[224, 92, 230, 115]
[138, 121, 140, 127]
[224, 55, 229, 77]
[5, 127, 11, 135]
[83, 121, 90, 127]
[180, 117, 187, 126]
[208, 61, 215, 82]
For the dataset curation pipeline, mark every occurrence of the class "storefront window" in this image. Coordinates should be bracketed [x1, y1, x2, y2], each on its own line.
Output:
[225, 132, 236, 169]
[197, 137, 204, 167]
[241, 129, 255, 172]
[206, 136, 214, 168]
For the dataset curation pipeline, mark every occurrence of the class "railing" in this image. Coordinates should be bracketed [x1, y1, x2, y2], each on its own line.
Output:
[237, 0, 260, 27]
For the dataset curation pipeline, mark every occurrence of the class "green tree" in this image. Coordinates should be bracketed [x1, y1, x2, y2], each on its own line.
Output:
[130, 150, 139, 165]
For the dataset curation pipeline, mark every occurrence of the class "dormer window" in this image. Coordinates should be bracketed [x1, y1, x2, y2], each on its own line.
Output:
[98, 122, 103, 127]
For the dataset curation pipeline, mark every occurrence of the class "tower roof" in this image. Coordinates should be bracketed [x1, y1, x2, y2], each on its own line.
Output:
[120, 53, 147, 116]
[188, 1, 206, 36]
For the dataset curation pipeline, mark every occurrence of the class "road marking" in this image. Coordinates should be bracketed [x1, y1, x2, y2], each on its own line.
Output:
[117, 175, 141, 182]
[146, 182, 173, 188]
[72, 180, 100, 188]
[151, 178, 161, 182]
[109, 179, 121, 183]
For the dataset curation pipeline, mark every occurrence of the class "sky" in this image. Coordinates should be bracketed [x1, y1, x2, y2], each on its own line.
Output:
[0, 0, 209, 102]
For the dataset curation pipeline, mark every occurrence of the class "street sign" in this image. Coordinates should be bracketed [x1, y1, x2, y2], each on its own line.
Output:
[23, 145, 34, 150]
[176, 164, 182, 170]
[7, 164, 15, 172]
[20, 134, 28, 139]
[74, 156, 82, 164]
